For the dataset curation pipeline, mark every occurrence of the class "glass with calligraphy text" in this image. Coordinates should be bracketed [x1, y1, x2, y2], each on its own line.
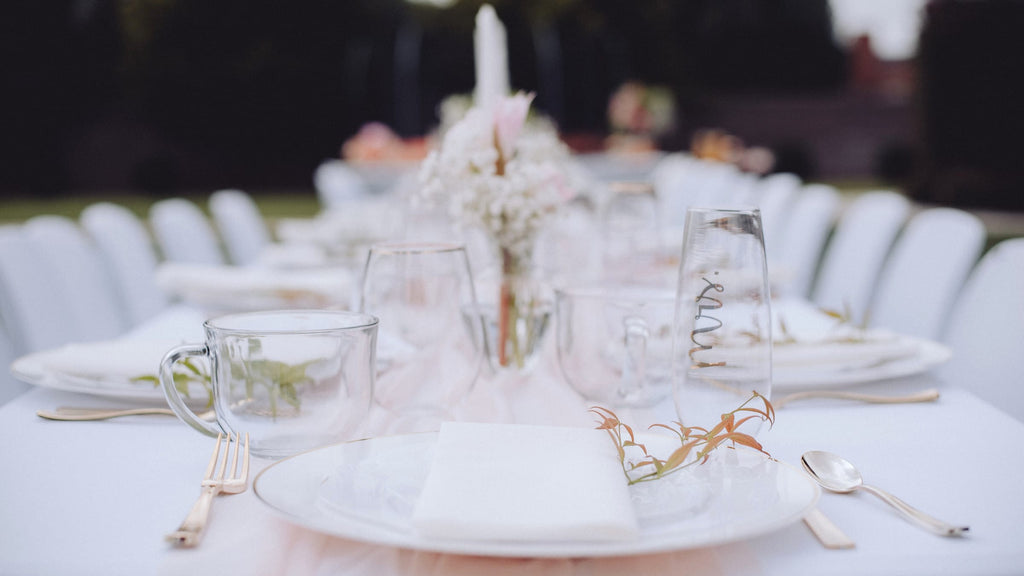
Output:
[672, 207, 772, 437]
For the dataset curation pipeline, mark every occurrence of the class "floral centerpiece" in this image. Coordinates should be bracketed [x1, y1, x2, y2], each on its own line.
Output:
[417, 92, 579, 370]
[606, 81, 677, 153]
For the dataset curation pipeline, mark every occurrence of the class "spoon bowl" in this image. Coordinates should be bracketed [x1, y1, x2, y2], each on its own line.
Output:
[801, 450, 865, 493]
[801, 450, 968, 537]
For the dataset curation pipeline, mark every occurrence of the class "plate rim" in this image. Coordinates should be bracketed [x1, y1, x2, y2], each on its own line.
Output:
[772, 336, 951, 390]
[252, 431, 820, 558]
[10, 351, 206, 402]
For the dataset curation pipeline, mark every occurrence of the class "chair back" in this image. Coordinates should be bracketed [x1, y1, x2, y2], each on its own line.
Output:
[0, 231, 75, 354]
[209, 189, 270, 266]
[314, 160, 372, 209]
[756, 172, 802, 260]
[23, 215, 129, 340]
[149, 198, 225, 265]
[81, 202, 168, 325]
[941, 238, 1024, 421]
[869, 208, 986, 339]
[774, 183, 842, 298]
[812, 191, 910, 324]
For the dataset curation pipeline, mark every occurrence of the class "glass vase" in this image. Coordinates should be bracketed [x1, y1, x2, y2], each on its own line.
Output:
[480, 247, 552, 373]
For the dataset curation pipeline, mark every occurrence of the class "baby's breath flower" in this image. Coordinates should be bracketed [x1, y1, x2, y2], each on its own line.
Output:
[417, 93, 578, 261]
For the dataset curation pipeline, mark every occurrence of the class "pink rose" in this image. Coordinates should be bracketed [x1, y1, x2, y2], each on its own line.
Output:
[493, 92, 535, 160]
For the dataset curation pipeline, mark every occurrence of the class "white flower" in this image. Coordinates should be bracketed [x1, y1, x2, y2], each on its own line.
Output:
[417, 92, 579, 261]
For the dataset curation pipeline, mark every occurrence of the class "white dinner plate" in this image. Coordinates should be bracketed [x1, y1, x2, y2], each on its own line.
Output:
[772, 336, 951, 390]
[254, 432, 819, 558]
[10, 339, 209, 403]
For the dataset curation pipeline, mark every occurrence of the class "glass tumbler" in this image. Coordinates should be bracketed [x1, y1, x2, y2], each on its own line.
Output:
[359, 242, 484, 431]
[672, 207, 772, 436]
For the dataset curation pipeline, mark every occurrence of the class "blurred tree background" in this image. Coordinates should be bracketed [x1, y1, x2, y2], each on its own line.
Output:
[3, 0, 1022, 209]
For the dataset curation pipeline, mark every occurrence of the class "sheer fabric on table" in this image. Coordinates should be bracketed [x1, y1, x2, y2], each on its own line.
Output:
[149, 198, 226, 265]
[812, 191, 910, 324]
[208, 189, 271, 266]
[81, 202, 169, 326]
[868, 207, 986, 339]
[940, 238, 1024, 422]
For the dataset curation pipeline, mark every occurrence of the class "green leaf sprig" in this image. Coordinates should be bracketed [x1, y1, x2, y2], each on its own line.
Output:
[132, 357, 213, 409]
[591, 391, 775, 486]
[231, 358, 315, 418]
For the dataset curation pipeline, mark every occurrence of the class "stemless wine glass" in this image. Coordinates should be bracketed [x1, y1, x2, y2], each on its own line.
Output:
[672, 207, 772, 437]
[602, 182, 661, 282]
[359, 242, 484, 432]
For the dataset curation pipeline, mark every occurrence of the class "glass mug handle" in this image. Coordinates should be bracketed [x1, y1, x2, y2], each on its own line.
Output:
[619, 315, 649, 401]
[160, 344, 222, 438]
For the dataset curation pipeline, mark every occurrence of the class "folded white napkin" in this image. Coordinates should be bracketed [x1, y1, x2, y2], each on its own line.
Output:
[155, 263, 354, 310]
[27, 338, 189, 380]
[412, 422, 639, 542]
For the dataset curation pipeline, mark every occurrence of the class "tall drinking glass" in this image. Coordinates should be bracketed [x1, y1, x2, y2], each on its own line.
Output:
[672, 207, 772, 436]
[359, 242, 483, 432]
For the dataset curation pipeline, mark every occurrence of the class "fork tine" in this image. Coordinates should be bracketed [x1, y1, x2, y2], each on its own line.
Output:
[239, 432, 250, 481]
[228, 433, 241, 479]
[204, 432, 224, 481]
[216, 433, 231, 482]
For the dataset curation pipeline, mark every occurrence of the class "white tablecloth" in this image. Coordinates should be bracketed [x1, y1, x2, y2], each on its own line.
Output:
[2, 312, 1023, 576]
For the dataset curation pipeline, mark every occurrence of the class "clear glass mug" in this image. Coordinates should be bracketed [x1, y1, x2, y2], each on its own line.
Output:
[160, 310, 378, 458]
[555, 285, 675, 408]
[672, 207, 772, 436]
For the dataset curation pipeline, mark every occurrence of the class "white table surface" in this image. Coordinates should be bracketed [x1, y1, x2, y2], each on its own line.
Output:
[2, 315, 1023, 576]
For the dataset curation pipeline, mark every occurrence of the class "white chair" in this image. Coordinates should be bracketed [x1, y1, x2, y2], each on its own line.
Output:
[774, 183, 842, 298]
[0, 231, 75, 354]
[755, 172, 802, 260]
[209, 189, 271, 266]
[940, 238, 1024, 422]
[0, 317, 27, 405]
[655, 156, 745, 228]
[868, 208, 986, 339]
[149, 198, 225, 265]
[81, 202, 169, 326]
[22, 215, 129, 341]
[314, 159, 372, 209]
[812, 191, 910, 324]
[0, 226, 30, 405]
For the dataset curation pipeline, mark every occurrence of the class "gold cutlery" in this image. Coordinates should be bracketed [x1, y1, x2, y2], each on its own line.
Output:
[36, 406, 214, 421]
[774, 388, 940, 409]
[167, 432, 250, 547]
[803, 507, 856, 549]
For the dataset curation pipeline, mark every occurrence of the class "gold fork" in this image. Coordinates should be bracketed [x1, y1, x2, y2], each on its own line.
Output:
[166, 432, 250, 547]
[36, 406, 216, 421]
[774, 388, 940, 409]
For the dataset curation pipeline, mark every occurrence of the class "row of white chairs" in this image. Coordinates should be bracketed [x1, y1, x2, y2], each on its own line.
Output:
[651, 154, 988, 340]
[0, 171, 402, 405]
[650, 154, 1023, 421]
[2, 172, 1023, 419]
[0, 190, 273, 404]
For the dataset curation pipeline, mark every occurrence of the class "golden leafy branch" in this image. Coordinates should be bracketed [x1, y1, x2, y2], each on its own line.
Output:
[591, 391, 775, 485]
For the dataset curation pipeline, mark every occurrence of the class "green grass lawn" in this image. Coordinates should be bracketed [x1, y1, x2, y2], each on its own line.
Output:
[0, 190, 322, 225]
